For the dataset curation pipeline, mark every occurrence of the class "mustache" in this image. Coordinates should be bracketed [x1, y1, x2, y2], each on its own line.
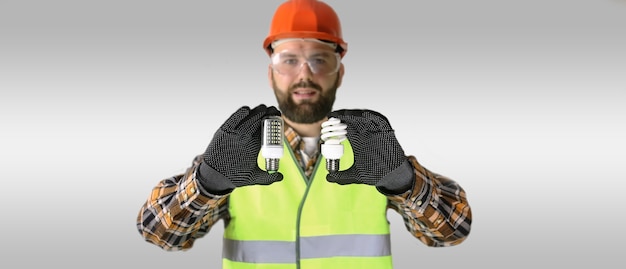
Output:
[289, 80, 322, 92]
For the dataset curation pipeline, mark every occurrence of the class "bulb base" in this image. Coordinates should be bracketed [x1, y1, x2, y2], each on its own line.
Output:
[265, 158, 279, 173]
[326, 159, 340, 173]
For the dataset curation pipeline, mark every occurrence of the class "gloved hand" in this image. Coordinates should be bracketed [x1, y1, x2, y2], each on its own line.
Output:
[197, 104, 283, 194]
[326, 109, 415, 195]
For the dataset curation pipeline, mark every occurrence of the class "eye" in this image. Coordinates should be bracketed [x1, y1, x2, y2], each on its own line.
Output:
[310, 57, 327, 65]
[282, 58, 299, 66]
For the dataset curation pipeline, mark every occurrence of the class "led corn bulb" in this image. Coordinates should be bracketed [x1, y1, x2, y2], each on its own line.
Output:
[261, 116, 284, 173]
[321, 117, 347, 172]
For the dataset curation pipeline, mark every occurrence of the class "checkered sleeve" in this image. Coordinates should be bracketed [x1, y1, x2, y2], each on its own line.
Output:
[387, 155, 472, 247]
[136, 155, 229, 251]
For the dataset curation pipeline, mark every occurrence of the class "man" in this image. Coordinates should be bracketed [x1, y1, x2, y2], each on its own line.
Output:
[136, 0, 472, 268]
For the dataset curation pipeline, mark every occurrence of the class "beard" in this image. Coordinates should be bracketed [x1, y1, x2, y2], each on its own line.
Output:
[272, 74, 340, 124]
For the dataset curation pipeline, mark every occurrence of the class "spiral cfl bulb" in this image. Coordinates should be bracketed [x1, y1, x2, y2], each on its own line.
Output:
[321, 117, 347, 173]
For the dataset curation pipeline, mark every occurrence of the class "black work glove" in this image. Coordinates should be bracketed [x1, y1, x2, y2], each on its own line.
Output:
[326, 109, 415, 195]
[197, 104, 283, 195]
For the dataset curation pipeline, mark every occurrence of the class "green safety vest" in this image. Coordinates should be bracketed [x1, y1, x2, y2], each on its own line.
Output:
[222, 139, 393, 269]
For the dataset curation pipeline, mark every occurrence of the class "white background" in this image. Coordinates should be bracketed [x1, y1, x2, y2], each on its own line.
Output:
[1, 0, 625, 268]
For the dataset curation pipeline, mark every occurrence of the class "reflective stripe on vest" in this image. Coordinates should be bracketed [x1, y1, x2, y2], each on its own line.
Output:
[224, 234, 391, 263]
[223, 139, 392, 269]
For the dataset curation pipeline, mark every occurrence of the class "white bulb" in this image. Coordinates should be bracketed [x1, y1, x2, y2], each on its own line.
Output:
[262, 116, 284, 173]
[321, 117, 347, 172]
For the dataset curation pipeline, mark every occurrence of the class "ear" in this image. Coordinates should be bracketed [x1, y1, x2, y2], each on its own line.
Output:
[267, 64, 273, 88]
[337, 63, 345, 88]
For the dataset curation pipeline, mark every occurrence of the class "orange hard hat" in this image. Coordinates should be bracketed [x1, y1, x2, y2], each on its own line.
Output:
[263, 0, 347, 57]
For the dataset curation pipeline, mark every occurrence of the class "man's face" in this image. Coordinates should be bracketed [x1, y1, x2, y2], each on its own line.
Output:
[269, 40, 344, 124]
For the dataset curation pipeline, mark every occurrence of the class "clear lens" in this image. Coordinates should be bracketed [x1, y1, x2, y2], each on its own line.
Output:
[271, 49, 340, 76]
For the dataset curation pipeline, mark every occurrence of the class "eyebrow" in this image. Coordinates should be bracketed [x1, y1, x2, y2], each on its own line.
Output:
[279, 52, 299, 57]
[308, 51, 333, 58]
[277, 50, 335, 58]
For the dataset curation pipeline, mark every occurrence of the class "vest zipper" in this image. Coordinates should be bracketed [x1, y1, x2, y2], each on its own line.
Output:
[291, 145, 323, 269]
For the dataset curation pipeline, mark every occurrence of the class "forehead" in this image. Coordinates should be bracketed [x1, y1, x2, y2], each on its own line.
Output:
[272, 40, 335, 54]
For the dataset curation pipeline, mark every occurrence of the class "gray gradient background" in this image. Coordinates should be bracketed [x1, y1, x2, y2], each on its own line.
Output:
[1, 0, 624, 268]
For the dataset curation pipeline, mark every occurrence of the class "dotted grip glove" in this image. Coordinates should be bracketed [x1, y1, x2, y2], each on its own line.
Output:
[326, 109, 415, 195]
[197, 104, 283, 195]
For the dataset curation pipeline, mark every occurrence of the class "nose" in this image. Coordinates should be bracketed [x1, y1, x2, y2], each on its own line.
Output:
[295, 61, 314, 80]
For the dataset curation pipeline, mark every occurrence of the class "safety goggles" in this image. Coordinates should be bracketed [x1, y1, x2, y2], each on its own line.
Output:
[271, 49, 340, 76]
